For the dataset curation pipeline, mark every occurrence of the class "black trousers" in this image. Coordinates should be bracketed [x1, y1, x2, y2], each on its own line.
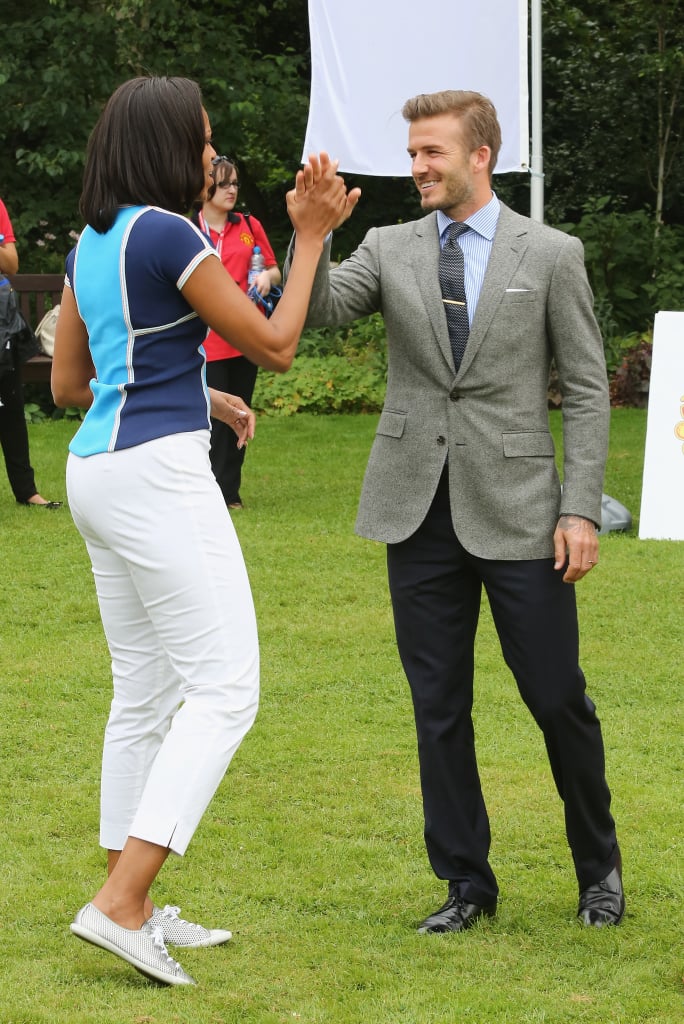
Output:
[386, 469, 619, 905]
[0, 364, 38, 503]
[205, 356, 258, 505]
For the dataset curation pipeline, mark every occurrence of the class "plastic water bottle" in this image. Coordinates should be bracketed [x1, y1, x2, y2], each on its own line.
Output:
[247, 246, 265, 289]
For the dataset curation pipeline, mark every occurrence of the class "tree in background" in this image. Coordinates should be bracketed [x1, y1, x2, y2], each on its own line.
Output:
[542, 0, 684, 335]
[1, 0, 313, 268]
[2, 0, 115, 270]
[1, 0, 682, 334]
[542, 0, 683, 227]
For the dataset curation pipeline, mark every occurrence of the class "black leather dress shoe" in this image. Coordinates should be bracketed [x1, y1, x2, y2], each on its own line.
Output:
[417, 893, 497, 934]
[577, 865, 625, 926]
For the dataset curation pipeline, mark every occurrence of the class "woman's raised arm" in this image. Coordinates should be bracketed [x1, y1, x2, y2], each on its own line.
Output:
[182, 154, 360, 373]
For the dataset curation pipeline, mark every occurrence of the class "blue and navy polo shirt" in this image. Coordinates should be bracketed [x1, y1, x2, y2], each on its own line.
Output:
[67, 205, 218, 456]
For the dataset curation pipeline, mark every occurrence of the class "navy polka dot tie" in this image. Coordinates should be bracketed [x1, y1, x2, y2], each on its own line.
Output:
[439, 222, 470, 371]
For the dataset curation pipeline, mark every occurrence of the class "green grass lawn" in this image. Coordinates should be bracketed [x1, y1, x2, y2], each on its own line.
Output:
[0, 410, 681, 1023]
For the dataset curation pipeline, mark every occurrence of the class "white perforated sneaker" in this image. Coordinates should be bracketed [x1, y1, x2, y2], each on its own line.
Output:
[148, 904, 232, 948]
[70, 902, 196, 986]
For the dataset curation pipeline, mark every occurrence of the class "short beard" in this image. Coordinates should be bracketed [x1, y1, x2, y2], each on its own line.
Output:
[416, 179, 473, 215]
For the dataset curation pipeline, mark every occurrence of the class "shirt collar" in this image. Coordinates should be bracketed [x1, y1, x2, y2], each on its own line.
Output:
[200, 210, 241, 236]
[437, 192, 500, 242]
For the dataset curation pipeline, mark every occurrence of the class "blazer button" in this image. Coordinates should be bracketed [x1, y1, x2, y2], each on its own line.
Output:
[437, 435, 446, 445]
[450, 391, 460, 401]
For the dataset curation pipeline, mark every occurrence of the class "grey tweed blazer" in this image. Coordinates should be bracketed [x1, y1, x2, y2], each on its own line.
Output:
[290, 203, 609, 559]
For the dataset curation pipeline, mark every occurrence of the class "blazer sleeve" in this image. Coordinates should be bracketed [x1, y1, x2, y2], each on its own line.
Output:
[548, 235, 610, 525]
[285, 230, 383, 328]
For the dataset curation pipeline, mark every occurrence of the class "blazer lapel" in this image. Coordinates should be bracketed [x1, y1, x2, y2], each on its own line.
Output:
[458, 205, 530, 375]
[411, 213, 459, 372]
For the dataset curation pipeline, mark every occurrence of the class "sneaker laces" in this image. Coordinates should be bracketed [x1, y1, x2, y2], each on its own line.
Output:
[158, 904, 203, 932]
[149, 924, 181, 966]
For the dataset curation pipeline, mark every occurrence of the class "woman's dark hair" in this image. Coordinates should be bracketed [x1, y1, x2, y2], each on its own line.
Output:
[80, 76, 206, 233]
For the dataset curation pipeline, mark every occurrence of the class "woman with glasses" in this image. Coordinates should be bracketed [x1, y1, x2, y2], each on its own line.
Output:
[193, 156, 281, 509]
[51, 75, 359, 988]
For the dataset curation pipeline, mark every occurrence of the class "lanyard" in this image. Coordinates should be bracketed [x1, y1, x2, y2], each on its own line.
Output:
[198, 210, 240, 265]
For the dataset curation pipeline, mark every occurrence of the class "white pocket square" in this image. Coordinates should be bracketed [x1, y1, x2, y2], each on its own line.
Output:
[506, 288, 533, 293]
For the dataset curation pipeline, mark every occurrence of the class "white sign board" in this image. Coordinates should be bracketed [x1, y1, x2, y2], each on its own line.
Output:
[304, 0, 529, 176]
[639, 311, 684, 540]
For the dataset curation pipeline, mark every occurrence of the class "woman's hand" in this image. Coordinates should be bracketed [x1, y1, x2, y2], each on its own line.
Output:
[286, 152, 361, 240]
[51, 285, 96, 409]
[208, 389, 256, 449]
[252, 269, 273, 298]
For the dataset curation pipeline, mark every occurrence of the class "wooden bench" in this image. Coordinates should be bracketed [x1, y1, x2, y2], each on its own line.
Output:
[8, 272, 64, 384]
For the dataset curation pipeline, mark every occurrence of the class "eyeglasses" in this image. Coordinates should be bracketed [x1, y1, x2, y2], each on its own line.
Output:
[211, 155, 239, 190]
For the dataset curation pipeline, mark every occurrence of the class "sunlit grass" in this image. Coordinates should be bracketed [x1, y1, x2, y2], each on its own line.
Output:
[0, 411, 681, 1023]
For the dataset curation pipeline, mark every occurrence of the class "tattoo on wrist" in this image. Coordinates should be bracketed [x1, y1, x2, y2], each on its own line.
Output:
[559, 514, 597, 531]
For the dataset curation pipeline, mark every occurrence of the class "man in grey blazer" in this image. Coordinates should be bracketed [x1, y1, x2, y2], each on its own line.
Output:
[289, 90, 624, 932]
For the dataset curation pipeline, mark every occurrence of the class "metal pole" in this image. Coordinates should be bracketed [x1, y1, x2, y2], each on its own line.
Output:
[530, 0, 544, 221]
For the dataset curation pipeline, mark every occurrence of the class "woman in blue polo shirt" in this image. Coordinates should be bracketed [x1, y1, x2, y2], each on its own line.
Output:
[52, 75, 359, 988]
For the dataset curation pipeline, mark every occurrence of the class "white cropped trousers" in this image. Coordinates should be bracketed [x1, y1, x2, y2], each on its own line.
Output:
[67, 431, 259, 855]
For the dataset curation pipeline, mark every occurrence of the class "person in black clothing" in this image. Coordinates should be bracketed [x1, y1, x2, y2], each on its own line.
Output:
[192, 158, 281, 508]
[0, 197, 61, 509]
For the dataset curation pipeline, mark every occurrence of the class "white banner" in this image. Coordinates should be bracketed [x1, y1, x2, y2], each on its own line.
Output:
[639, 311, 684, 540]
[303, 0, 529, 176]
